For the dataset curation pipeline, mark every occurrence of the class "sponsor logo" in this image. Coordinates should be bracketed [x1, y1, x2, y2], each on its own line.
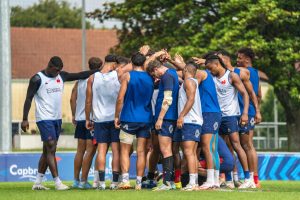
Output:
[168, 125, 173, 134]
[195, 129, 200, 138]
[123, 124, 128, 130]
[250, 117, 255, 126]
[9, 164, 50, 181]
[213, 122, 219, 131]
[46, 87, 62, 94]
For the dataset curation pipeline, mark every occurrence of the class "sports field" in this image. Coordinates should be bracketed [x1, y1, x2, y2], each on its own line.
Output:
[1, 181, 299, 200]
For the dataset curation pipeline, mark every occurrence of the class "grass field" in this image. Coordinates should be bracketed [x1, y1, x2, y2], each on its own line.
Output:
[0, 181, 300, 200]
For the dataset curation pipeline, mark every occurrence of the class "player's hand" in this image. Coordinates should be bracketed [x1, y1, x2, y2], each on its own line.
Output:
[155, 118, 163, 130]
[177, 116, 184, 129]
[192, 57, 206, 65]
[114, 117, 121, 129]
[139, 45, 150, 56]
[240, 113, 248, 127]
[255, 111, 262, 124]
[86, 120, 94, 130]
[21, 120, 29, 132]
[174, 54, 185, 64]
[72, 116, 77, 126]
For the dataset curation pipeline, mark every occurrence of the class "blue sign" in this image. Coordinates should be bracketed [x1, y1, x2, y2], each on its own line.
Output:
[0, 152, 299, 182]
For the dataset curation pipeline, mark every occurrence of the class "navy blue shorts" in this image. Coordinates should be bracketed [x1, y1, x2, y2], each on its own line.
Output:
[239, 115, 255, 134]
[94, 121, 120, 143]
[74, 121, 93, 140]
[36, 120, 62, 142]
[120, 122, 151, 138]
[155, 120, 176, 138]
[219, 116, 239, 135]
[201, 112, 222, 135]
[175, 124, 201, 142]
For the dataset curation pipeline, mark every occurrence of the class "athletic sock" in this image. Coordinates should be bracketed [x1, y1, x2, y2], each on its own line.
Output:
[162, 156, 174, 185]
[113, 171, 119, 183]
[122, 173, 129, 182]
[244, 171, 250, 180]
[189, 174, 196, 185]
[233, 172, 239, 182]
[98, 170, 105, 182]
[136, 176, 142, 185]
[250, 172, 254, 181]
[181, 172, 189, 187]
[174, 169, 181, 183]
[225, 171, 233, 182]
[147, 172, 155, 180]
[54, 176, 62, 186]
[254, 175, 259, 184]
[206, 169, 214, 184]
[35, 173, 44, 185]
[214, 170, 220, 186]
[94, 170, 99, 182]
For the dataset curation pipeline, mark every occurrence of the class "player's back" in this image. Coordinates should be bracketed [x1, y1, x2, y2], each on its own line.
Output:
[120, 71, 154, 123]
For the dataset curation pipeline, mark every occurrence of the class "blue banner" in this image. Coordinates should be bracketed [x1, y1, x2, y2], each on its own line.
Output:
[0, 152, 299, 182]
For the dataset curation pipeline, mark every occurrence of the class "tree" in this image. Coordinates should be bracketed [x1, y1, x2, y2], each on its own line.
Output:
[90, 0, 300, 150]
[11, 0, 92, 29]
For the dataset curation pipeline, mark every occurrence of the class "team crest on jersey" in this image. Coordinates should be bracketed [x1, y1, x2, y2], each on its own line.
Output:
[56, 79, 61, 83]
[250, 118, 255, 126]
[213, 122, 219, 131]
[123, 124, 129, 130]
[169, 125, 173, 133]
[195, 129, 200, 138]
[221, 80, 226, 85]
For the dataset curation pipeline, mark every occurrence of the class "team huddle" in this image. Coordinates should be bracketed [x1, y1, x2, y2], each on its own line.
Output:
[21, 45, 262, 191]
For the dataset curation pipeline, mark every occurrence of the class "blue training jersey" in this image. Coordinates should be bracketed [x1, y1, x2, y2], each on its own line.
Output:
[199, 70, 221, 113]
[120, 71, 154, 123]
[155, 68, 179, 120]
[235, 67, 259, 116]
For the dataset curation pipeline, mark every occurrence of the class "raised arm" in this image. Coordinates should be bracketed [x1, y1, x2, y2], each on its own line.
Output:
[231, 72, 249, 126]
[85, 75, 94, 130]
[177, 79, 196, 129]
[114, 72, 130, 128]
[60, 69, 97, 82]
[21, 74, 41, 132]
[70, 81, 78, 125]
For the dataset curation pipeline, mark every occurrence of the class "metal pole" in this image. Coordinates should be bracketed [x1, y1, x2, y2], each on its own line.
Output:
[274, 97, 279, 149]
[81, 0, 86, 71]
[0, 0, 12, 152]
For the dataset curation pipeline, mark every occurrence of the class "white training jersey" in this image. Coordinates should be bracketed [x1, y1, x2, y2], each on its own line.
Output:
[92, 71, 120, 122]
[75, 79, 88, 121]
[213, 70, 240, 117]
[178, 78, 203, 125]
[34, 72, 64, 122]
[151, 89, 159, 116]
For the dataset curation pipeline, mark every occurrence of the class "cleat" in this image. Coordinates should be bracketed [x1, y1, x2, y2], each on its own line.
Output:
[55, 183, 70, 190]
[197, 182, 214, 190]
[238, 180, 256, 189]
[174, 182, 182, 189]
[110, 182, 118, 190]
[152, 184, 172, 191]
[97, 183, 106, 190]
[72, 180, 80, 188]
[220, 181, 235, 189]
[142, 180, 157, 189]
[181, 184, 197, 191]
[78, 181, 92, 189]
[118, 181, 131, 190]
[92, 181, 99, 189]
[32, 184, 50, 190]
[170, 182, 176, 190]
[135, 184, 142, 190]
[234, 180, 243, 188]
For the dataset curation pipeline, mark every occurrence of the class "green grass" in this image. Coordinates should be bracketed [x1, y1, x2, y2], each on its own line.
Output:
[0, 181, 299, 200]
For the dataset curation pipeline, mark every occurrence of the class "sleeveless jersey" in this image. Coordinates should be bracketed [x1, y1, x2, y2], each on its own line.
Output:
[75, 79, 88, 121]
[34, 72, 64, 121]
[178, 78, 203, 125]
[120, 71, 154, 123]
[155, 68, 179, 120]
[199, 70, 221, 113]
[213, 70, 240, 117]
[92, 71, 120, 122]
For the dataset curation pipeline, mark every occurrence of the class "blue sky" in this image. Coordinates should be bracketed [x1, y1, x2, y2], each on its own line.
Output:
[9, 0, 123, 29]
